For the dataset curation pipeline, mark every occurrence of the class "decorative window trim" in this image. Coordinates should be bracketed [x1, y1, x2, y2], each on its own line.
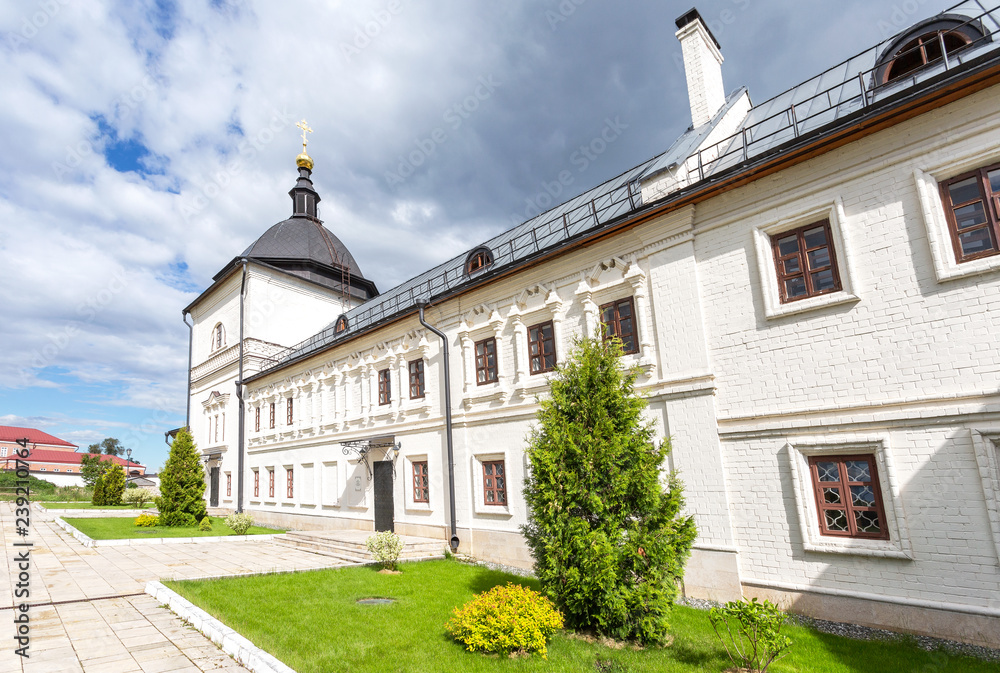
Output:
[408, 359, 425, 399]
[472, 453, 512, 517]
[211, 323, 226, 351]
[599, 296, 639, 355]
[787, 436, 911, 558]
[475, 336, 499, 385]
[970, 429, 1000, 564]
[915, 162, 1000, 282]
[753, 199, 859, 319]
[406, 455, 431, 511]
[527, 320, 556, 375]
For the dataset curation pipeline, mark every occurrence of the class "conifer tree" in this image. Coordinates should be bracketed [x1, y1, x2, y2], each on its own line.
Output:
[521, 337, 697, 645]
[91, 472, 107, 506]
[155, 428, 207, 526]
[102, 463, 126, 506]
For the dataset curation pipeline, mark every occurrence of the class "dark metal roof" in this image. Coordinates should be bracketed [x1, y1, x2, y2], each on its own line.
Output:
[248, 0, 1000, 380]
[241, 218, 366, 280]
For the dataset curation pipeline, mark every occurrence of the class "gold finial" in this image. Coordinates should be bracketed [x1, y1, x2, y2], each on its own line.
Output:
[295, 119, 314, 170]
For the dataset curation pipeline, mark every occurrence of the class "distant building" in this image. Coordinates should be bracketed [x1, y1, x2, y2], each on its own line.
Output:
[183, 3, 1000, 648]
[0, 426, 146, 487]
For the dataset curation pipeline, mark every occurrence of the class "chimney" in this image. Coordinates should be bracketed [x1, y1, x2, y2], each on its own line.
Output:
[675, 8, 726, 128]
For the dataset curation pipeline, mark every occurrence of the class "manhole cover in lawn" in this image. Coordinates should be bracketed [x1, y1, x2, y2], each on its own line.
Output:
[356, 598, 395, 605]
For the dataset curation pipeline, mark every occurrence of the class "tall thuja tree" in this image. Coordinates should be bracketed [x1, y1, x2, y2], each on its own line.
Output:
[102, 463, 126, 506]
[521, 337, 697, 645]
[156, 428, 207, 525]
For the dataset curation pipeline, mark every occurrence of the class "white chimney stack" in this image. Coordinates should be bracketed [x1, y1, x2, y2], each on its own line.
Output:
[675, 8, 726, 128]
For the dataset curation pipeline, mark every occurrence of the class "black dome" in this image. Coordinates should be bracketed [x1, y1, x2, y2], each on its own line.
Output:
[242, 218, 366, 280]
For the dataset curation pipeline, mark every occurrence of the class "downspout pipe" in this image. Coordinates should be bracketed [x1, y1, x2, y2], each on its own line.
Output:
[415, 298, 459, 553]
[182, 310, 194, 429]
[236, 259, 248, 514]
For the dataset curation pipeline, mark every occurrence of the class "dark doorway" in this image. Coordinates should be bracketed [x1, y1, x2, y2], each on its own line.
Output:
[209, 467, 220, 507]
[373, 461, 394, 532]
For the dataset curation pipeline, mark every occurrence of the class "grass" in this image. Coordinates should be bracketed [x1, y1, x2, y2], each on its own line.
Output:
[165, 559, 992, 673]
[41, 502, 139, 509]
[64, 517, 282, 539]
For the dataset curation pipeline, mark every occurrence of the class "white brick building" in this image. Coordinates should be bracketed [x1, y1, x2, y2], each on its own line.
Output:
[183, 4, 1000, 647]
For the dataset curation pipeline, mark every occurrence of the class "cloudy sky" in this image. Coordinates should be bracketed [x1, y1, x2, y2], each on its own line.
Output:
[0, 0, 956, 470]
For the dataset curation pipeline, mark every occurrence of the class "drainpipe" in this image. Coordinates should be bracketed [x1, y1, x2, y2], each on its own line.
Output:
[236, 259, 248, 514]
[182, 310, 194, 429]
[415, 298, 459, 553]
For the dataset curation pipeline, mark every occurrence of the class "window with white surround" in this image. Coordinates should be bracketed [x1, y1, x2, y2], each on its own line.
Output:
[787, 436, 911, 558]
[211, 323, 225, 351]
[753, 199, 859, 318]
[472, 452, 512, 516]
[405, 454, 431, 511]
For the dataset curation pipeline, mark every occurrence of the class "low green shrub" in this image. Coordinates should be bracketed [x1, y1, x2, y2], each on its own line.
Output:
[446, 583, 564, 658]
[709, 597, 792, 673]
[159, 511, 197, 527]
[134, 513, 159, 527]
[366, 531, 404, 570]
[225, 512, 254, 535]
[198, 516, 212, 532]
[122, 487, 153, 508]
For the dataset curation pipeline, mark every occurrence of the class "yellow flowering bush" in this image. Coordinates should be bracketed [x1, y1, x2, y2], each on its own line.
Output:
[134, 513, 159, 527]
[445, 583, 564, 658]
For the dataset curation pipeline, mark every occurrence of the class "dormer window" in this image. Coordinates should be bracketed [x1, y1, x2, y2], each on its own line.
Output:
[465, 247, 494, 275]
[876, 18, 986, 85]
[334, 315, 348, 333]
[211, 323, 225, 351]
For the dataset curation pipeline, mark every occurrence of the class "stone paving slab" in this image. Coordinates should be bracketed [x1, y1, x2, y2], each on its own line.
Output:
[0, 502, 346, 672]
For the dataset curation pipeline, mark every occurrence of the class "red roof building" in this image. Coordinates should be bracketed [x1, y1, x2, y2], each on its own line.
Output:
[0, 426, 145, 484]
[0, 425, 77, 450]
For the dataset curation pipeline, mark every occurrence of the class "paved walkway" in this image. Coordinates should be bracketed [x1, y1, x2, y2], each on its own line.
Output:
[0, 504, 346, 673]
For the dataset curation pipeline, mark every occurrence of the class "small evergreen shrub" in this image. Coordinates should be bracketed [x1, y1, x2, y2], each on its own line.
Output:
[366, 531, 404, 570]
[134, 513, 159, 527]
[446, 583, 564, 658]
[122, 488, 153, 508]
[225, 512, 254, 535]
[102, 464, 126, 506]
[159, 511, 197, 527]
[198, 516, 213, 532]
[709, 598, 792, 673]
[91, 474, 107, 506]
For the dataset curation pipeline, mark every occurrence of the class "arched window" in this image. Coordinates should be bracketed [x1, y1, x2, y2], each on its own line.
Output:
[876, 17, 986, 84]
[212, 323, 225, 350]
[334, 314, 348, 333]
[465, 246, 494, 275]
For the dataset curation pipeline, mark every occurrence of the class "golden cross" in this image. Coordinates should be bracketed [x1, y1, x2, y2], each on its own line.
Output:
[296, 119, 313, 151]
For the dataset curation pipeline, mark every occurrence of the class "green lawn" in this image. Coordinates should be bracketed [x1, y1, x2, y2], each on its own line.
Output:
[42, 502, 139, 509]
[64, 517, 282, 539]
[165, 559, 991, 673]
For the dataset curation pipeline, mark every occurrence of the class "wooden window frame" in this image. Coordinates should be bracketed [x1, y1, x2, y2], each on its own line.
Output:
[268, 469, 274, 498]
[940, 162, 1000, 263]
[254, 407, 260, 432]
[465, 247, 494, 275]
[809, 454, 889, 541]
[286, 397, 294, 425]
[253, 470, 259, 498]
[528, 321, 556, 375]
[408, 359, 425, 399]
[771, 220, 842, 303]
[269, 402, 275, 430]
[286, 468, 294, 499]
[482, 460, 507, 506]
[226, 473, 231, 497]
[378, 368, 391, 405]
[474, 337, 498, 385]
[599, 297, 639, 355]
[412, 460, 429, 503]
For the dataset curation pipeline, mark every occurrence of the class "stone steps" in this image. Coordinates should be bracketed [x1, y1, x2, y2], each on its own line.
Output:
[274, 531, 445, 564]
